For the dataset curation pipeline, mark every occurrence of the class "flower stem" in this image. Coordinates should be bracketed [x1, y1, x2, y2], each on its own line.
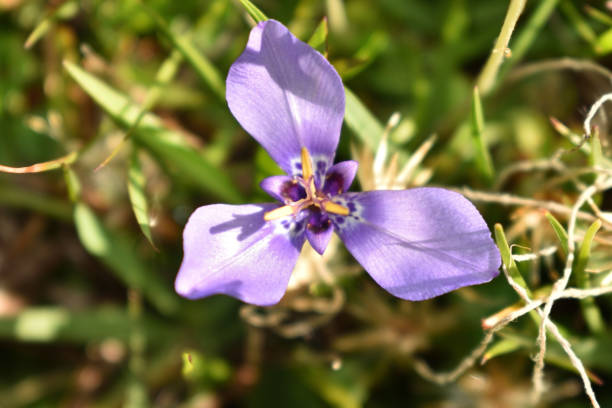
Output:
[476, 0, 527, 94]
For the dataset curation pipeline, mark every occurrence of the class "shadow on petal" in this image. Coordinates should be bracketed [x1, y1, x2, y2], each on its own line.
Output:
[209, 205, 268, 241]
[176, 203, 306, 305]
[226, 20, 345, 174]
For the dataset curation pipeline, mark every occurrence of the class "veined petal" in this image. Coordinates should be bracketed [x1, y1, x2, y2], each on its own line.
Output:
[176, 203, 306, 306]
[226, 20, 345, 176]
[332, 188, 500, 301]
[305, 208, 334, 255]
[260, 175, 306, 203]
[323, 160, 358, 196]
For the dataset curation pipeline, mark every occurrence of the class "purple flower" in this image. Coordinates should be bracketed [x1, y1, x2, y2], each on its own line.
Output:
[175, 20, 501, 306]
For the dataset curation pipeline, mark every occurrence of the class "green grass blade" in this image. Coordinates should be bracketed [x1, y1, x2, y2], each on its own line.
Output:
[589, 130, 604, 167]
[499, 0, 559, 79]
[574, 219, 604, 333]
[95, 50, 183, 171]
[545, 211, 569, 255]
[494, 223, 531, 296]
[585, 5, 612, 26]
[24, 1, 78, 49]
[0, 306, 168, 343]
[0, 182, 72, 221]
[238, 0, 268, 23]
[337, 31, 388, 80]
[62, 164, 81, 203]
[471, 86, 494, 182]
[63, 60, 242, 203]
[482, 338, 523, 363]
[74, 203, 179, 315]
[308, 17, 328, 56]
[344, 87, 385, 150]
[144, 9, 225, 100]
[128, 150, 156, 249]
[559, 0, 597, 46]
[595, 28, 612, 55]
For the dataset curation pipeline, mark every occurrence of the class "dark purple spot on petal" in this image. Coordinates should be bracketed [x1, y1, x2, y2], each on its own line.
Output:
[306, 208, 332, 233]
[323, 171, 345, 196]
[347, 202, 356, 212]
[280, 181, 306, 202]
[294, 162, 302, 170]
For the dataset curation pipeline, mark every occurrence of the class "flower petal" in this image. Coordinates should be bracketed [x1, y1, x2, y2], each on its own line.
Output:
[323, 160, 358, 196]
[304, 208, 334, 255]
[226, 20, 345, 176]
[260, 175, 306, 203]
[176, 203, 306, 306]
[332, 188, 500, 301]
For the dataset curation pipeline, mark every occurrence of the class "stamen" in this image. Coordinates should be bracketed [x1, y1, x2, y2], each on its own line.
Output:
[322, 201, 350, 216]
[301, 147, 313, 181]
[264, 205, 295, 221]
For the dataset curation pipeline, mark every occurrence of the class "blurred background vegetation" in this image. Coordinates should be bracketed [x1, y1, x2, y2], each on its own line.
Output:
[1, 0, 612, 407]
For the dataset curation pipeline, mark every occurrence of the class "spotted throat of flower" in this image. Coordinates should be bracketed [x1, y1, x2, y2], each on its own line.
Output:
[264, 147, 350, 226]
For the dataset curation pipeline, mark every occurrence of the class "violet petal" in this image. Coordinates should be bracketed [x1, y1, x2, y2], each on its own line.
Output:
[226, 20, 345, 176]
[323, 160, 358, 196]
[305, 208, 334, 255]
[260, 175, 306, 203]
[332, 188, 501, 301]
[175, 203, 305, 306]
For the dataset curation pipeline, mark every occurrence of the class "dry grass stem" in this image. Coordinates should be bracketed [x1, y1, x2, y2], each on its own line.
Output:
[453, 187, 602, 225]
[531, 176, 611, 406]
[583, 93, 612, 137]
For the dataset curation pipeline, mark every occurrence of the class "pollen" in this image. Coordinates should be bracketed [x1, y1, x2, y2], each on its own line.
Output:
[264, 205, 295, 221]
[322, 201, 350, 216]
[300, 147, 314, 181]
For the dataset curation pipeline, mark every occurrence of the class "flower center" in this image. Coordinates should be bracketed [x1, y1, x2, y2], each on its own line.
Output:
[263, 147, 349, 221]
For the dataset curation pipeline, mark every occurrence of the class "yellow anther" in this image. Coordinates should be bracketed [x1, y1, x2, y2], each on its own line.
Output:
[322, 201, 350, 216]
[264, 205, 295, 221]
[301, 147, 313, 181]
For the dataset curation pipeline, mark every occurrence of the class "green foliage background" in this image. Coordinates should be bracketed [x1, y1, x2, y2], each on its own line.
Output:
[1, 0, 612, 407]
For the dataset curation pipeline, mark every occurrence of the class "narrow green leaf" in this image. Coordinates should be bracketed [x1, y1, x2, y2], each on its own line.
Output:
[181, 350, 231, 384]
[482, 338, 523, 363]
[74, 203, 178, 315]
[238, 0, 268, 23]
[126, 290, 149, 408]
[308, 17, 328, 56]
[498, 0, 559, 79]
[24, 1, 79, 49]
[545, 345, 603, 384]
[544, 211, 569, 255]
[494, 223, 531, 296]
[470, 86, 494, 182]
[0, 306, 168, 343]
[585, 5, 612, 27]
[337, 32, 389, 80]
[143, 7, 225, 100]
[0, 182, 72, 221]
[344, 86, 385, 150]
[559, 0, 597, 45]
[62, 164, 81, 203]
[575, 219, 602, 282]
[63, 60, 242, 202]
[589, 129, 604, 168]
[575, 219, 604, 333]
[496, 330, 602, 383]
[95, 50, 183, 171]
[128, 150, 156, 249]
